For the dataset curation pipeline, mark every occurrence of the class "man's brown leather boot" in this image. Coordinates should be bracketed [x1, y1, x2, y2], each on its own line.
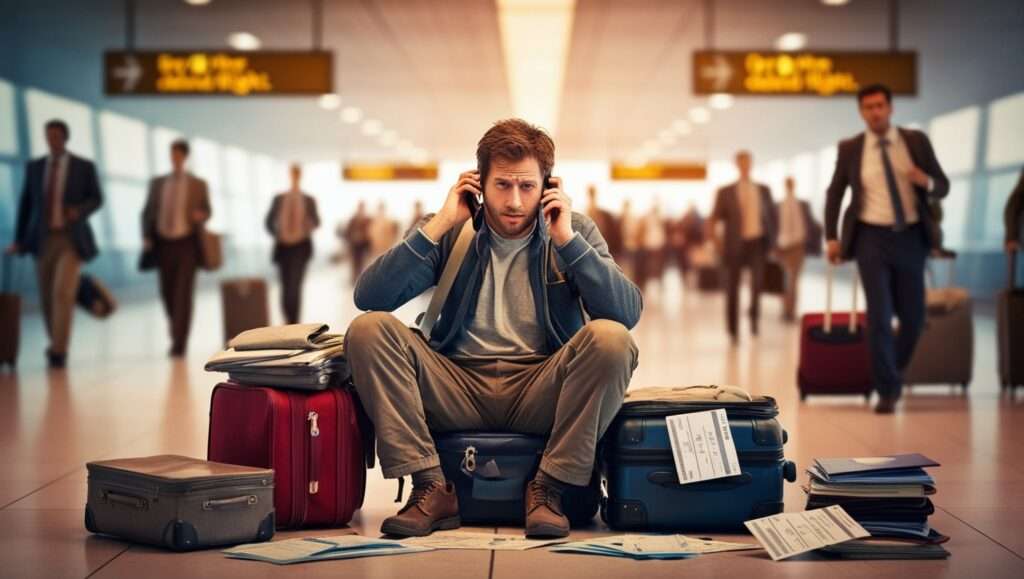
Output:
[380, 480, 461, 537]
[524, 479, 570, 538]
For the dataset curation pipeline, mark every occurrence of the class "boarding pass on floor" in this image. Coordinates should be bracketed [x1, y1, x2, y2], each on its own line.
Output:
[666, 409, 741, 484]
[745, 506, 870, 561]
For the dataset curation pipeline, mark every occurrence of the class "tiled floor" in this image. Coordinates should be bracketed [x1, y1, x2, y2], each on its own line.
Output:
[1, 264, 1022, 578]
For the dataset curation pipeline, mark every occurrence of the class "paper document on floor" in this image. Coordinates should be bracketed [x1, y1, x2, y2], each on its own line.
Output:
[745, 505, 869, 561]
[402, 531, 567, 550]
[550, 534, 760, 559]
[223, 535, 433, 564]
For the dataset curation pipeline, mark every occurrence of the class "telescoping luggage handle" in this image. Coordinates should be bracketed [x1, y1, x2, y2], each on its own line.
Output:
[824, 264, 859, 334]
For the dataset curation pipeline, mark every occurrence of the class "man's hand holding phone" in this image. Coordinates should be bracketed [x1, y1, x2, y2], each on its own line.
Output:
[422, 170, 482, 241]
[542, 176, 574, 247]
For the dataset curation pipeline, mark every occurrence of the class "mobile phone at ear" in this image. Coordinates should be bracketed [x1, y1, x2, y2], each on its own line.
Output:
[542, 175, 559, 222]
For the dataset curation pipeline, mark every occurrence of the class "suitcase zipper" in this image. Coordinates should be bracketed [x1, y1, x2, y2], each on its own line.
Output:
[617, 402, 778, 419]
[606, 448, 785, 465]
[308, 411, 321, 496]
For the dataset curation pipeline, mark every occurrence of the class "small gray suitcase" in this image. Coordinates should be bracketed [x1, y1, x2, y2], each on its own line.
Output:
[903, 256, 973, 390]
[86, 455, 275, 551]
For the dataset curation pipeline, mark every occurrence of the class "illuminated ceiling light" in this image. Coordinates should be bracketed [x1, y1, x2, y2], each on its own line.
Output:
[709, 93, 734, 110]
[379, 131, 399, 147]
[318, 93, 341, 110]
[340, 106, 363, 124]
[688, 107, 711, 124]
[361, 119, 383, 137]
[226, 32, 261, 51]
[498, 0, 576, 134]
[672, 119, 693, 134]
[658, 129, 677, 146]
[775, 32, 807, 51]
[184, 0, 211, 5]
[821, 0, 850, 6]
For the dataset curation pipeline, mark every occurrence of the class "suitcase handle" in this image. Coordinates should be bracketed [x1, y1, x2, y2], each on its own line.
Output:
[647, 471, 752, 489]
[104, 491, 149, 510]
[202, 495, 259, 510]
[825, 265, 859, 335]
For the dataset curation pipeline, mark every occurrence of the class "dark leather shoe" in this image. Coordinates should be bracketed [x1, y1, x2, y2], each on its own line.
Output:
[524, 480, 569, 538]
[46, 349, 66, 369]
[380, 480, 460, 537]
[874, 396, 897, 414]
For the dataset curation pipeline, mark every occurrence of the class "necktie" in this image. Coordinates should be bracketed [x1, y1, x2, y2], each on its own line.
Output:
[46, 157, 61, 228]
[878, 137, 907, 231]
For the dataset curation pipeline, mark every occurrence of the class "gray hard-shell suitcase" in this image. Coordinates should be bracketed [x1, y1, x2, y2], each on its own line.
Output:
[904, 256, 973, 390]
[85, 455, 275, 551]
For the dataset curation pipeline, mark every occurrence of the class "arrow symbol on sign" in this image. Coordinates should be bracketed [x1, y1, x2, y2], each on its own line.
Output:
[701, 55, 734, 92]
[113, 55, 142, 92]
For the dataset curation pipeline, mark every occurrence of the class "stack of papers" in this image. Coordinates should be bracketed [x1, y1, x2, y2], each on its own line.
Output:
[745, 505, 870, 561]
[206, 323, 349, 388]
[223, 535, 432, 565]
[550, 534, 760, 560]
[401, 531, 565, 551]
[804, 454, 950, 557]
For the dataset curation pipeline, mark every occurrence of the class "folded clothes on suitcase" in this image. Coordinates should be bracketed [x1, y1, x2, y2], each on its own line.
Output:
[207, 382, 372, 529]
[85, 455, 275, 551]
[797, 265, 872, 400]
[433, 431, 601, 526]
[601, 385, 797, 532]
[205, 323, 348, 390]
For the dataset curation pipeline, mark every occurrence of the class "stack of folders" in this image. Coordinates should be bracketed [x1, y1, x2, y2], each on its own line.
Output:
[205, 323, 348, 389]
[805, 453, 950, 560]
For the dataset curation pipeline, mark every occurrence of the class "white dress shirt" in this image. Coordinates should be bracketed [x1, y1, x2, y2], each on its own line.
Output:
[859, 126, 922, 226]
[778, 196, 807, 250]
[43, 153, 68, 229]
[738, 180, 763, 240]
[158, 172, 190, 240]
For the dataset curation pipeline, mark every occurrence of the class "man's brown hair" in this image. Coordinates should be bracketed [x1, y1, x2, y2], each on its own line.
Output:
[476, 118, 555, 186]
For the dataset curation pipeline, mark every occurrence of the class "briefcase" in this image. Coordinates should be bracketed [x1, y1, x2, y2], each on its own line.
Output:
[600, 385, 797, 532]
[85, 455, 275, 551]
[435, 431, 601, 526]
[76, 273, 118, 318]
[198, 228, 223, 271]
[762, 260, 785, 295]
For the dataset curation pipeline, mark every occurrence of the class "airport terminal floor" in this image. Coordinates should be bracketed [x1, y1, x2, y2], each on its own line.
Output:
[1, 266, 1022, 578]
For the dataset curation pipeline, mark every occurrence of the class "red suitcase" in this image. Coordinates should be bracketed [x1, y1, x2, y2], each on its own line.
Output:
[797, 267, 872, 401]
[208, 382, 370, 529]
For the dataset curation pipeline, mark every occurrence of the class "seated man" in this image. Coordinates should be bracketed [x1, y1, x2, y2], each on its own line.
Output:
[347, 119, 642, 538]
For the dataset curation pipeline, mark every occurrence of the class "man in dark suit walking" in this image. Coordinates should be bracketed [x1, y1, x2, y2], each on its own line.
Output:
[6, 119, 104, 368]
[825, 84, 950, 414]
[142, 139, 211, 357]
[706, 150, 778, 343]
[265, 164, 320, 324]
[1005, 168, 1023, 255]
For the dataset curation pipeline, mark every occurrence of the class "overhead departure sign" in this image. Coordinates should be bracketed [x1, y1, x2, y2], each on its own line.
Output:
[104, 51, 333, 96]
[693, 51, 917, 96]
[343, 164, 439, 181]
[611, 162, 707, 181]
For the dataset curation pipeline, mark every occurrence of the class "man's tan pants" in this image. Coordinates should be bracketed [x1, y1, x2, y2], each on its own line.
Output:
[346, 312, 639, 486]
[36, 232, 81, 355]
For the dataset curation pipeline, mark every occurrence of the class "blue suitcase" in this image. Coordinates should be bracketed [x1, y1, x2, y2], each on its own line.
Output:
[434, 432, 601, 526]
[601, 387, 797, 531]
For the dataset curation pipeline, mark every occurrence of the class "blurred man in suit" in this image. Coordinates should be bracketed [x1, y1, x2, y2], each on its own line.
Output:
[343, 201, 372, 282]
[825, 84, 949, 414]
[586, 185, 622, 259]
[776, 177, 819, 322]
[265, 164, 320, 324]
[6, 119, 104, 368]
[1005, 168, 1023, 255]
[142, 139, 211, 357]
[706, 150, 778, 343]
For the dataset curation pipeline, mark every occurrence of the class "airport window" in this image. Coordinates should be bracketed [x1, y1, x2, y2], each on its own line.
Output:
[938, 178, 970, 250]
[790, 152, 816, 198]
[0, 79, 17, 157]
[105, 180, 147, 250]
[151, 126, 182, 176]
[24, 87, 95, 160]
[928, 105, 980, 176]
[0, 163, 14, 235]
[224, 146, 250, 196]
[984, 170, 1022, 249]
[986, 92, 1024, 169]
[99, 110, 149, 180]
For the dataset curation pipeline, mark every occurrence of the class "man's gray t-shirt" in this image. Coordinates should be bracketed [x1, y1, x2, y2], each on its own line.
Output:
[451, 224, 547, 361]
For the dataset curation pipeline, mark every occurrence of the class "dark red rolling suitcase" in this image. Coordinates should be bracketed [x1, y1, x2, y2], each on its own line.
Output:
[0, 256, 19, 368]
[207, 382, 370, 529]
[999, 251, 1024, 391]
[797, 266, 872, 400]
